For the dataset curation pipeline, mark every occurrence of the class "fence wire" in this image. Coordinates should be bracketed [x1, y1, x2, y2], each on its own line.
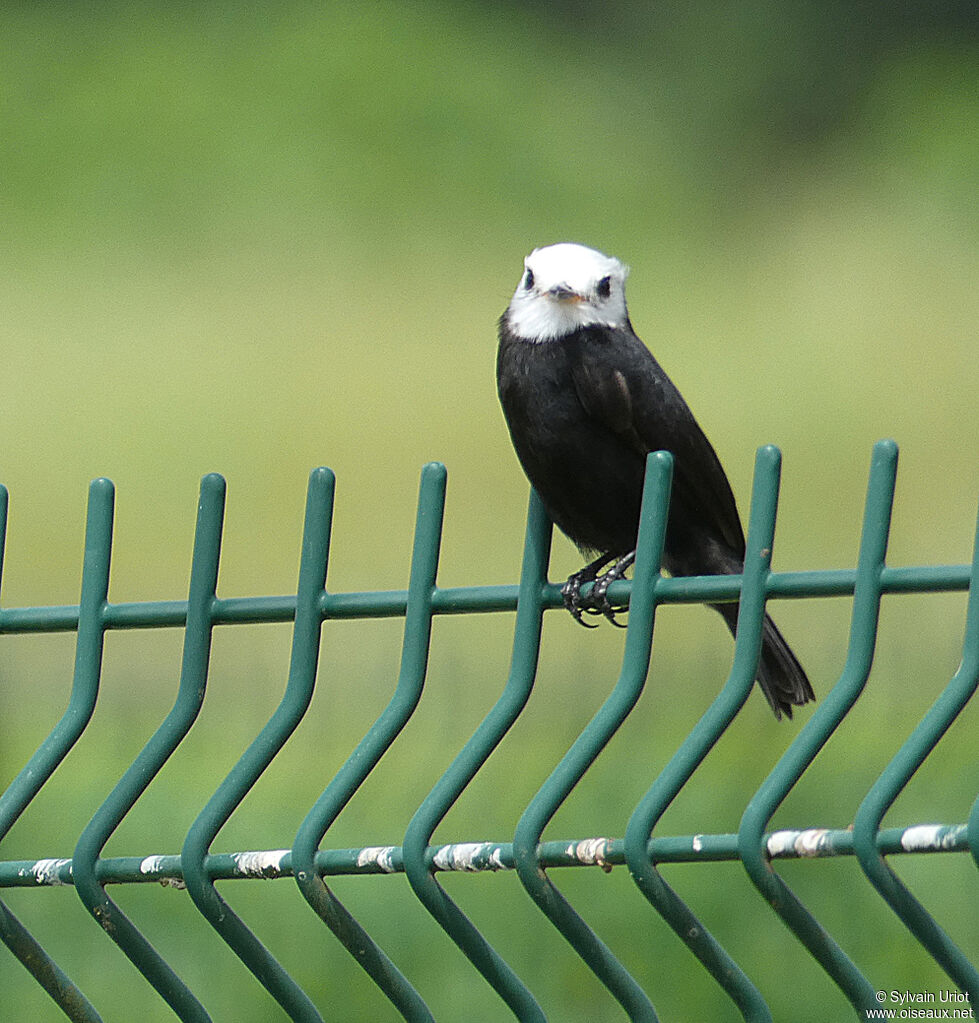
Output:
[1, 440, 977, 1022]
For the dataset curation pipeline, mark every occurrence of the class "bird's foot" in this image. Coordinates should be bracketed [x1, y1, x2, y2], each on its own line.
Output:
[562, 551, 636, 628]
[561, 567, 601, 628]
[590, 551, 635, 627]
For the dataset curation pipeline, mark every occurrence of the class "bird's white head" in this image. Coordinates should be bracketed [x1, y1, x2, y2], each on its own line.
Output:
[504, 242, 630, 342]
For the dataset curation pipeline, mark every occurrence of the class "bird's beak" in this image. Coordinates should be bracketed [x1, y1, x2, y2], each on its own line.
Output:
[547, 284, 584, 303]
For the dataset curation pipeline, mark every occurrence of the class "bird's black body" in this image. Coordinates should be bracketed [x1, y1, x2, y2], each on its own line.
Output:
[497, 311, 813, 719]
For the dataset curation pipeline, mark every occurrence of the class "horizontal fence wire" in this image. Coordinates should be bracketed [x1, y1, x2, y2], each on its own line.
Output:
[0, 440, 977, 1022]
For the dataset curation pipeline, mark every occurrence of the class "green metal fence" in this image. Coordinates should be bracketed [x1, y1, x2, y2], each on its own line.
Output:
[1, 439, 977, 1022]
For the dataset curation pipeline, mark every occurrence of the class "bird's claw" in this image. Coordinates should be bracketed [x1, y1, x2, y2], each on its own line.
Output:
[591, 571, 627, 628]
[561, 552, 635, 628]
[561, 573, 600, 628]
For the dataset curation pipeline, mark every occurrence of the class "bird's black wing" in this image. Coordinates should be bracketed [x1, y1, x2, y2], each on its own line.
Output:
[568, 324, 746, 561]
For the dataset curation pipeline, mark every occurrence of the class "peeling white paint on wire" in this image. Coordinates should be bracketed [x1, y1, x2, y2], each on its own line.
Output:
[139, 855, 186, 889]
[356, 846, 399, 873]
[232, 849, 290, 878]
[30, 858, 72, 885]
[433, 842, 509, 872]
[766, 828, 833, 858]
[569, 837, 613, 872]
[900, 824, 963, 853]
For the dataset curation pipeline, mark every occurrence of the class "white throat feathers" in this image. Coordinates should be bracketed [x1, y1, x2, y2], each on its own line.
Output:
[505, 242, 630, 342]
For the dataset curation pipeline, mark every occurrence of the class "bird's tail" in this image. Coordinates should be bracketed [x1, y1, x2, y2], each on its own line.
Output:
[712, 603, 814, 720]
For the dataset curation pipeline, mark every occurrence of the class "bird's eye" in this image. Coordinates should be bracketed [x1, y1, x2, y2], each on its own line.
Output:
[523, 268, 535, 290]
[596, 276, 612, 299]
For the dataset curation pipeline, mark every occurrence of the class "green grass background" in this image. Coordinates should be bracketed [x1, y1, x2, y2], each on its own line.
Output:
[1, 3, 978, 1020]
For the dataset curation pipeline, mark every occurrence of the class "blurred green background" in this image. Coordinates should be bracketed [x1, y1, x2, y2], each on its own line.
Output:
[1, 2, 978, 1020]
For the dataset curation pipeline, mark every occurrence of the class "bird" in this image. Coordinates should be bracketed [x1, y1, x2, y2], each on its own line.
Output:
[496, 242, 813, 719]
